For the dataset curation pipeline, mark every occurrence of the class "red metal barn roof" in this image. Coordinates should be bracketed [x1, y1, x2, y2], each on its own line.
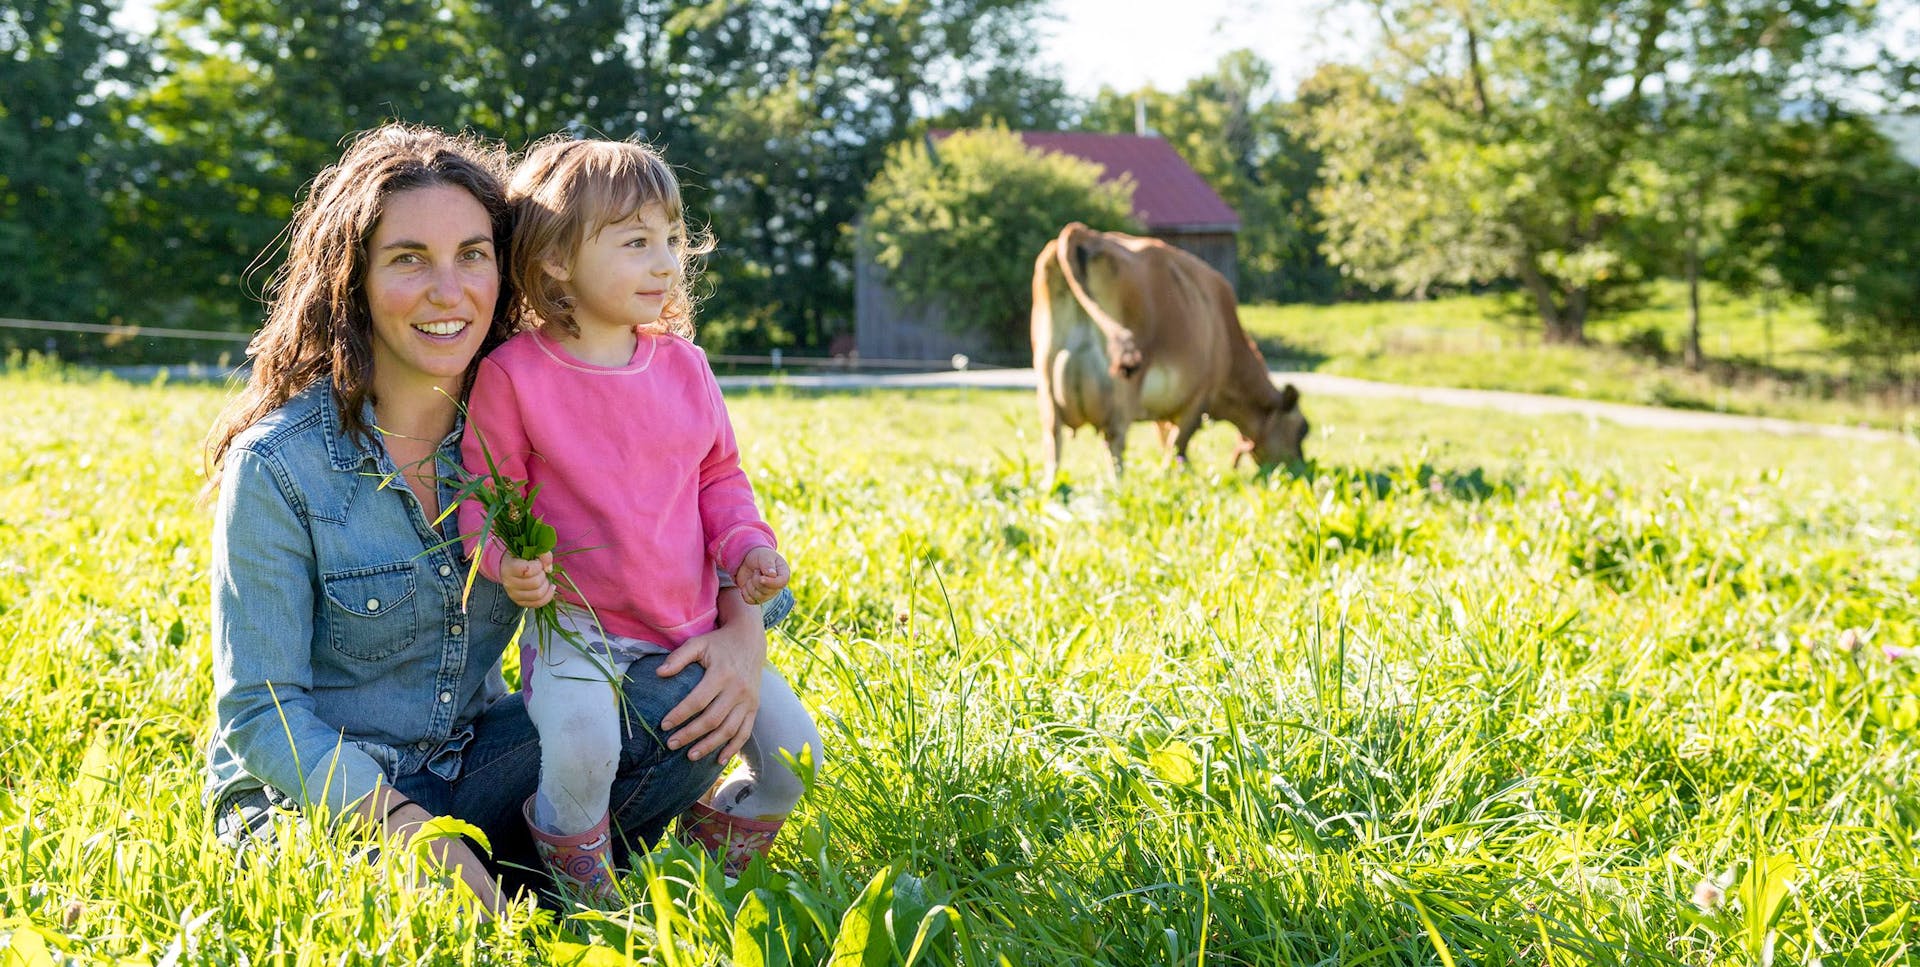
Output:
[928, 130, 1240, 233]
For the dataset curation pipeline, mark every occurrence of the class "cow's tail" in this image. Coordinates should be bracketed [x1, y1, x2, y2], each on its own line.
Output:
[1054, 223, 1142, 379]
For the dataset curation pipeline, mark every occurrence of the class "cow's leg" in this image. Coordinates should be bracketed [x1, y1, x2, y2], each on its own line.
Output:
[1037, 385, 1064, 487]
[1103, 421, 1128, 479]
[1154, 421, 1176, 463]
[1167, 406, 1207, 469]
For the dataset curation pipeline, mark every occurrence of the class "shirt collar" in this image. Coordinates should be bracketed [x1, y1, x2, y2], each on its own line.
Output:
[313, 379, 467, 472]
[311, 381, 382, 472]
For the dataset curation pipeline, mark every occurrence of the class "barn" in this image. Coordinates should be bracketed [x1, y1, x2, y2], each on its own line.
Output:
[853, 130, 1240, 364]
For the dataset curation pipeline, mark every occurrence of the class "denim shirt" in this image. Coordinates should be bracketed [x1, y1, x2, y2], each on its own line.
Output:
[204, 380, 524, 816]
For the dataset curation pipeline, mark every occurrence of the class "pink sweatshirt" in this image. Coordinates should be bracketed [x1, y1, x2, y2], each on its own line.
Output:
[459, 329, 776, 648]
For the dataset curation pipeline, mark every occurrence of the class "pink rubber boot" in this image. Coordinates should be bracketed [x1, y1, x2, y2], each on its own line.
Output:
[679, 800, 784, 876]
[523, 796, 618, 902]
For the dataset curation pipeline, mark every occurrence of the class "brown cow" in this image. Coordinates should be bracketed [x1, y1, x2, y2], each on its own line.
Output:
[1031, 222, 1307, 480]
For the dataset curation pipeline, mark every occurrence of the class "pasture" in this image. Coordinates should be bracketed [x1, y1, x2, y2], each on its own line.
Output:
[1241, 284, 1920, 434]
[1, 363, 1916, 964]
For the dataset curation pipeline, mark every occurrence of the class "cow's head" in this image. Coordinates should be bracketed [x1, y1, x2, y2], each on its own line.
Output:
[1237, 384, 1309, 469]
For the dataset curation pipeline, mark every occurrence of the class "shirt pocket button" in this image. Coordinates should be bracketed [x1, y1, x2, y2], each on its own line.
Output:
[321, 562, 419, 661]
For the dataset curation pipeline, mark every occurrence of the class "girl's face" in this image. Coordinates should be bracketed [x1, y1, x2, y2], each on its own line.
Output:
[364, 184, 499, 398]
[548, 201, 682, 336]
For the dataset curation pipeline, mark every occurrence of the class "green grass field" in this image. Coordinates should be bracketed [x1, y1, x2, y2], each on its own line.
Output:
[1241, 284, 1920, 434]
[2, 364, 1917, 964]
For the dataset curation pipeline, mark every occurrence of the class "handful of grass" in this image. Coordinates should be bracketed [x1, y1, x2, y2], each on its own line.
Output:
[438, 414, 600, 663]
[376, 393, 604, 668]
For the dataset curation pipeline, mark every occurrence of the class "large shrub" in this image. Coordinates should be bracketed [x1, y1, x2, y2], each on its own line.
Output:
[861, 127, 1138, 350]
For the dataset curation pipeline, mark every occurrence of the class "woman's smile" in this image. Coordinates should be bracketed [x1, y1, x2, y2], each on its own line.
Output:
[413, 318, 472, 338]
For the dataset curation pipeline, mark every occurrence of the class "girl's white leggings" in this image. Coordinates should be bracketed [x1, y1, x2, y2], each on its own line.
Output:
[524, 613, 822, 836]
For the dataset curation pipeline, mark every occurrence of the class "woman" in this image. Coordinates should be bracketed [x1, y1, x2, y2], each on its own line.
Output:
[202, 123, 786, 913]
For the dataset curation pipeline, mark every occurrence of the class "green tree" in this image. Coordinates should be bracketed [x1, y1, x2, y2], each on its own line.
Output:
[1744, 114, 1920, 354]
[1086, 51, 1342, 303]
[0, 0, 145, 331]
[672, 0, 1067, 350]
[1308, 0, 1884, 344]
[114, 0, 1065, 350]
[861, 127, 1138, 350]
[129, 0, 485, 329]
[461, 0, 664, 147]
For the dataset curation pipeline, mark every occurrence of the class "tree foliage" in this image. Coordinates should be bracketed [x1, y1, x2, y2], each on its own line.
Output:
[861, 127, 1138, 349]
[1308, 0, 1889, 344]
[0, 0, 145, 329]
[668, 0, 1065, 349]
[6, 0, 1919, 365]
[1743, 115, 1920, 348]
[100, 0, 1066, 349]
[1086, 51, 1344, 303]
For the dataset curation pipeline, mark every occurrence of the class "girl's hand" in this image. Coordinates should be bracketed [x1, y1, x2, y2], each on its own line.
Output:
[732, 547, 790, 606]
[501, 551, 554, 608]
[657, 588, 766, 762]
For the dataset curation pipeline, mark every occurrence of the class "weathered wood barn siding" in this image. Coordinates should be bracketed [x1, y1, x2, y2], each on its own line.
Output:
[852, 234, 1001, 363]
[1162, 232, 1238, 292]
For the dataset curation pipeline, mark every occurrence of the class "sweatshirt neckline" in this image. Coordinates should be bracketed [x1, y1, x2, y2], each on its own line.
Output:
[531, 327, 659, 374]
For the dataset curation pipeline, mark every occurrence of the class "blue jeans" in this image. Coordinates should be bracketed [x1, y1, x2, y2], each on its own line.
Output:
[217, 654, 723, 899]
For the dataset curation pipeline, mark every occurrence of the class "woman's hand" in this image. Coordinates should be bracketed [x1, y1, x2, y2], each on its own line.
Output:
[656, 588, 766, 762]
[361, 793, 507, 920]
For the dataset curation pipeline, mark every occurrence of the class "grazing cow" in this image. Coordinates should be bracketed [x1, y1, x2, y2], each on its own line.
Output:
[1031, 222, 1307, 480]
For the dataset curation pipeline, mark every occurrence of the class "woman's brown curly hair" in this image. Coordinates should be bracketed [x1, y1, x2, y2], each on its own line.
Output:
[204, 123, 517, 477]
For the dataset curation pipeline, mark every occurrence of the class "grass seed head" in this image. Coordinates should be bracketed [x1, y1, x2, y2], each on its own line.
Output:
[1691, 879, 1724, 914]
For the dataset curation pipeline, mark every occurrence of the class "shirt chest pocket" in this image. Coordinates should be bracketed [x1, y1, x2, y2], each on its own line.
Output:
[321, 561, 419, 661]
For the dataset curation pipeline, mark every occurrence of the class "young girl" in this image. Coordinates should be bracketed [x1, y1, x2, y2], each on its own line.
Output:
[460, 137, 821, 898]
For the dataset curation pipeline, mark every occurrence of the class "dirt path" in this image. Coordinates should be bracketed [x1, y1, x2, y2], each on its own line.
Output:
[101, 360, 1909, 442]
[717, 367, 1914, 443]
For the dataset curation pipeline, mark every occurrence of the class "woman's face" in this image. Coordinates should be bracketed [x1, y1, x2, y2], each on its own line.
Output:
[364, 184, 499, 400]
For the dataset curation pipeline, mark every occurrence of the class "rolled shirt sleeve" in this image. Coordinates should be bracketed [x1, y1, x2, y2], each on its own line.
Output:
[210, 447, 388, 815]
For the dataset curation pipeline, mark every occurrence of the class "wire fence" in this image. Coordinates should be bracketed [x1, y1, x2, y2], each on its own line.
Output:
[0, 316, 999, 373]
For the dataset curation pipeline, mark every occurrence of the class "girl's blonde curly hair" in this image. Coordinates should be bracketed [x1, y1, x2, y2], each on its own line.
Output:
[507, 136, 713, 339]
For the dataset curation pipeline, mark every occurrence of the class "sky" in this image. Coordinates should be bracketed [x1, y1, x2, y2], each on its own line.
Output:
[1036, 0, 1369, 99]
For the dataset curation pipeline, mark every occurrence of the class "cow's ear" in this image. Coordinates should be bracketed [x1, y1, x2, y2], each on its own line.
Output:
[1278, 384, 1300, 411]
